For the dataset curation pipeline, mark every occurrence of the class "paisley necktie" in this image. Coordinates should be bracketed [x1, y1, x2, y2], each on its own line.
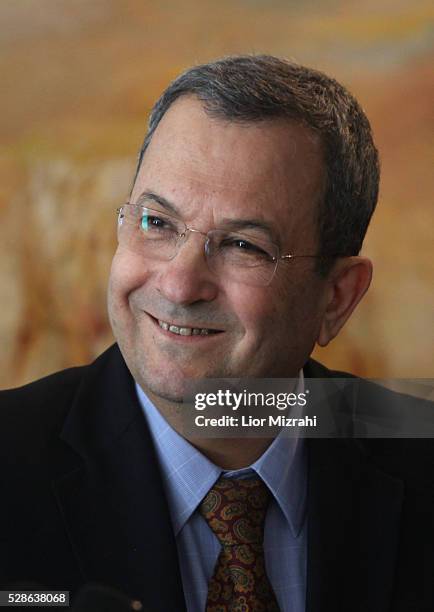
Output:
[199, 476, 280, 611]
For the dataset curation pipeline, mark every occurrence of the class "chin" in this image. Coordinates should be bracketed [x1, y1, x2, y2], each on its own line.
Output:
[135, 360, 190, 404]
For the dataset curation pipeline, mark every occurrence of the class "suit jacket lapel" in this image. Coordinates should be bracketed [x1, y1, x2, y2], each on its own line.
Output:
[304, 359, 404, 612]
[52, 345, 186, 611]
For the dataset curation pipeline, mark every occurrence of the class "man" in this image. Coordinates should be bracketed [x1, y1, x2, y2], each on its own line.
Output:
[1, 56, 433, 611]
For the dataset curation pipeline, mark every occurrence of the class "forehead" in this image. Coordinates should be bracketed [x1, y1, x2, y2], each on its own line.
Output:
[133, 96, 325, 242]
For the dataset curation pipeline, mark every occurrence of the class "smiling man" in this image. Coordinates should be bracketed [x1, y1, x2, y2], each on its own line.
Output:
[109, 98, 343, 392]
[1, 56, 433, 612]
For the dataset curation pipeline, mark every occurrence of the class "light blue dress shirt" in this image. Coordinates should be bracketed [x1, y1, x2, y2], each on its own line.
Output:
[136, 383, 307, 612]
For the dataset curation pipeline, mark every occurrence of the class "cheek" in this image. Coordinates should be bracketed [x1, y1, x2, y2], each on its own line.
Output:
[225, 284, 276, 339]
[239, 273, 320, 342]
[108, 251, 147, 330]
[109, 249, 149, 302]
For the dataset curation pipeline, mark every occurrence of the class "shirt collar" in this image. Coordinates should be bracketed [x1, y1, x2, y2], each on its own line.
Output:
[136, 372, 306, 538]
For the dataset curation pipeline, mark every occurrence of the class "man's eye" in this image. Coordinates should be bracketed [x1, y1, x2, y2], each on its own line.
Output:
[234, 239, 256, 251]
[141, 214, 170, 230]
[224, 238, 270, 258]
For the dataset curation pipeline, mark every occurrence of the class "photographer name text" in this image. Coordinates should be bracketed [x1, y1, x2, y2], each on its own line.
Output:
[195, 414, 317, 428]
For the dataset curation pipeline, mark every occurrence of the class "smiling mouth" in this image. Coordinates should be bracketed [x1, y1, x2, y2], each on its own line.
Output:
[156, 318, 222, 337]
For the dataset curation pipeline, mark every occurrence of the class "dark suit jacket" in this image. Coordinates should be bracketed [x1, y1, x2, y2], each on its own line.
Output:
[0, 344, 433, 611]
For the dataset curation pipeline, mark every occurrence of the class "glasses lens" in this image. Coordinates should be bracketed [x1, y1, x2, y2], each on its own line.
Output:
[116, 207, 280, 286]
[207, 230, 278, 286]
[117, 205, 183, 260]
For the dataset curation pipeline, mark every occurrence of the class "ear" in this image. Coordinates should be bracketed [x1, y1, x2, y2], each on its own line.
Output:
[317, 256, 373, 347]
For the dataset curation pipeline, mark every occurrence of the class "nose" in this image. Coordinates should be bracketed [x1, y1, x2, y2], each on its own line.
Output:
[156, 231, 219, 305]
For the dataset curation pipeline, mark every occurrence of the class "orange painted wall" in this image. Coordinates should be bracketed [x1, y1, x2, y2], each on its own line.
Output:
[1, 0, 432, 387]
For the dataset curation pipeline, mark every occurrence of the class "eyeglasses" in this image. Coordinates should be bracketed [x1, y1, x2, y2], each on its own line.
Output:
[116, 201, 324, 287]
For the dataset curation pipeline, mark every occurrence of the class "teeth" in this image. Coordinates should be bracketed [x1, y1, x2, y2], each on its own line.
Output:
[158, 319, 213, 336]
[179, 327, 192, 336]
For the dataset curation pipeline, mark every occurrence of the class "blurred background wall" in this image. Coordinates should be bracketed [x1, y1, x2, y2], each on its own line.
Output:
[0, 0, 432, 388]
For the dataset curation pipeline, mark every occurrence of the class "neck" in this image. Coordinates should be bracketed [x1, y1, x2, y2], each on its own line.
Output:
[145, 388, 274, 469]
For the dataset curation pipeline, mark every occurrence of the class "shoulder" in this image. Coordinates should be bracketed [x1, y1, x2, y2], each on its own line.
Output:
[0, 344, 122, 455]
[305, 358, 434, 489]
[0, 362, 88, 414]
[0, 364, 88, 458]
[0, 363, 87, 403]
[304, 357, 360, 380]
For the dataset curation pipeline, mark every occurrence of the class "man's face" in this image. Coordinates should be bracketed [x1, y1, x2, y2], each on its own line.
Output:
[108, 96, 330, 401]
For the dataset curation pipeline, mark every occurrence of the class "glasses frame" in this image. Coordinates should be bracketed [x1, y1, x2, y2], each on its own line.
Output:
[116, 202, 340, 286]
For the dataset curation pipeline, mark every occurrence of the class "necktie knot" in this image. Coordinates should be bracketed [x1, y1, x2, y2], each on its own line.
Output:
[200, 477, 271, 546]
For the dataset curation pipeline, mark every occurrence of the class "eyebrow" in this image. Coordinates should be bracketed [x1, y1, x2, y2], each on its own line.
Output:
[135, 190, 279, 242]
[219, 217, 278, 240]
[136, 191, 179, 215]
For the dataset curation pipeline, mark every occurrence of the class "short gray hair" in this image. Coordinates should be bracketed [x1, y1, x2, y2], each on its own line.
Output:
[134, 55, 380, 273]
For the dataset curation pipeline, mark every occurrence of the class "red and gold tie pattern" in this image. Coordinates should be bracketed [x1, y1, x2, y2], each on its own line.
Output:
[199, 476, 280, 612]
